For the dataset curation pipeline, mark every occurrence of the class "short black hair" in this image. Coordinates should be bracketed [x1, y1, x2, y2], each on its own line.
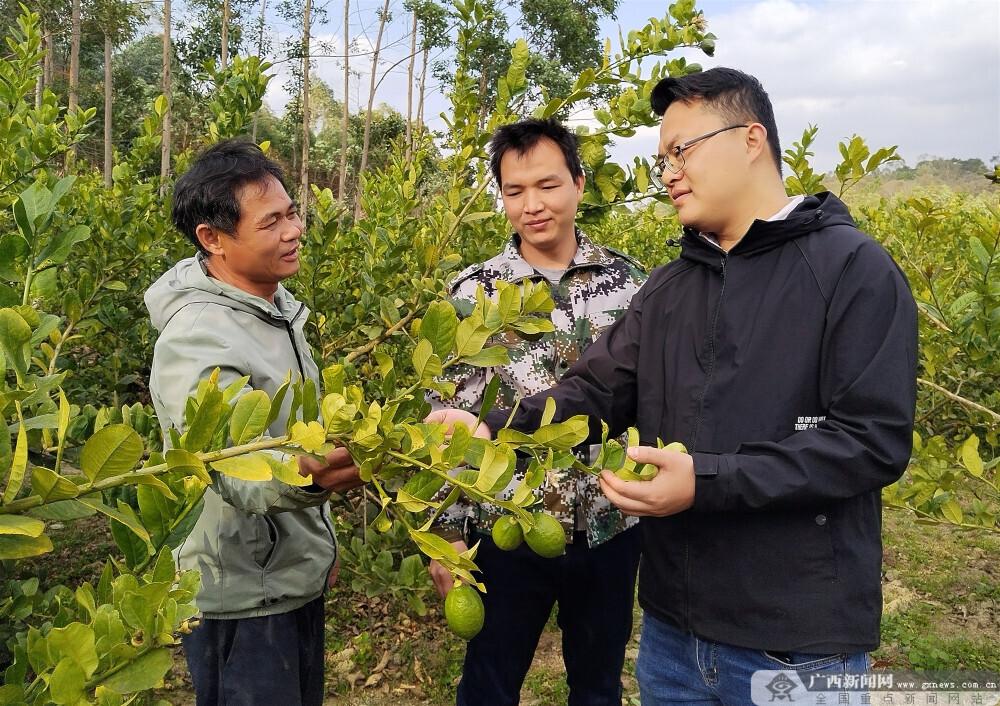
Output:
[651, 67, 782, 173]
[488, 118, 584, 186]
[172, 138, 288, 253]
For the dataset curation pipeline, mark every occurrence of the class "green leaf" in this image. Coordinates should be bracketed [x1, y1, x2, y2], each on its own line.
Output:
[0, 533, 53, 559]
[137, 484, 173, 545]
[474, 443, 516, 494]
[302, 378, 319, 423]
[96, 647, 173, 694]
[79, 496, 152, 549]
[266, 377, 291, 429]
[165, 449, 212, 485]
[476, 375, 501, 427]
[47, 623, 99, 678]
[229, 390, 271, 444]
[0, 515, 44, 536]
[35, 224, 91, 266]
[0, 308, 31, 379]
[412, 338, 442, 380]
[210, 453, 273, 481]
[455, 318, 490, 358]
[461, 345, 509, 367]
[408, 529, 461, 563]
[532, 416, 589, 450]
[400, 469, 445, 501]
[49, 659, 86, 704]
[80, 424, 143, 483]
[540, 396, 557, 427]
[31, 466, 81, 502]
[183, 387, 224, 453]
[27, 499, 95, 521]
[421, 301, 459, 358]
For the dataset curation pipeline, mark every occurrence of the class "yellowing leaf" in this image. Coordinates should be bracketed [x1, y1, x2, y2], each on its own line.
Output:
[291, 421, 326, 453]
[266, 455, 311, 487]
[0, 533, 53, 560]
[0, 515, 45, 536]
[165, 449, 212, 485]
[210, 453, 273, 482]
[960, 435, 984, 478]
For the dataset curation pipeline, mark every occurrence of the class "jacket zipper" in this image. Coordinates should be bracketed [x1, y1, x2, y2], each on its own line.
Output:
[284, 303, 307, 381]
[685, 254, 727, 631]
[691, 255, 728, 450]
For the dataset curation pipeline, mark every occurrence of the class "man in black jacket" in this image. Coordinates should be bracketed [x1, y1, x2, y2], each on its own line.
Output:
[429, 67, 918, 704]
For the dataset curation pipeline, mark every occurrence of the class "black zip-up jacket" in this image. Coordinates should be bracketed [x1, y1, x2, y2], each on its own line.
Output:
[486, 192, 918, 653]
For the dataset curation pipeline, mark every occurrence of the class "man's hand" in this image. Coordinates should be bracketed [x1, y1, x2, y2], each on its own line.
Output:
[428, 540, 469, 598]
[298, 446, 364, 492]
[424, 409, 491, 440]
[599, 446, 696, 517]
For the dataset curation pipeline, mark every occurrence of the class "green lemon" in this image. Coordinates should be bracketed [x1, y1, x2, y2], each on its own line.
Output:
[491, 515, 524, 551]
[444, 584, 485, 640]
[523, 512, 566, 558]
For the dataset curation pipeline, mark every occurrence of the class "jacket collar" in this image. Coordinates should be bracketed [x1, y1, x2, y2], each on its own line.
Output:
[679, 192, 856, 271]
[502, 230, 615, 282]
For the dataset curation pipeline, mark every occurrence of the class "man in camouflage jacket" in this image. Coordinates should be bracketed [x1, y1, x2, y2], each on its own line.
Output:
[428, 118, 647, 706]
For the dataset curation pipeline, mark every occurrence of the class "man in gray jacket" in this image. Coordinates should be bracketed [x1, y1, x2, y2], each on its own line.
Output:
[146, 139, 360, 706]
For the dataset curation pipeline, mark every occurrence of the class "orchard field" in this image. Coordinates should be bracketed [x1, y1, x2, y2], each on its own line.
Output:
[0, 0, 998, 703]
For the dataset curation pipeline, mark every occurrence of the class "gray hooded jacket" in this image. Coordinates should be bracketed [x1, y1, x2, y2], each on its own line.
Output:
[145, 254, 336, 619]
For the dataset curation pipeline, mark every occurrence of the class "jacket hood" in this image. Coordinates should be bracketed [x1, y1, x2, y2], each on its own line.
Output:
[145, 255, 302, 333]
[679, 191, 856, 270]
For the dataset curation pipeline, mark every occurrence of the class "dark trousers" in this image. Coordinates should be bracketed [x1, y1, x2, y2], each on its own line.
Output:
[456, 527, 642, 706]
[182, 596, 325, 706]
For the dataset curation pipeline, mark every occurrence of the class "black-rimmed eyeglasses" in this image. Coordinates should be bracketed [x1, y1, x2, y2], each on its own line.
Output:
[650, 124, 749, 188]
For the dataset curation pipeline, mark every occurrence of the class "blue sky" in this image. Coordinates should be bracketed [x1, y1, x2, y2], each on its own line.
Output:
[259, 0, 1000, 172]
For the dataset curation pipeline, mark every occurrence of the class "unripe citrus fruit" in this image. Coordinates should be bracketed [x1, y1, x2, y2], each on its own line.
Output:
[444, 584, 485, 640]
[492, 515, 524, 551]
[524, 512, 566, 558]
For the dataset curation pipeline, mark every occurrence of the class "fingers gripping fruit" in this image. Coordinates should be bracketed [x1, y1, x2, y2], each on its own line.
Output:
[523, 511, 566, 558]
[613, 439, 688, 481]
[491, 515, 524, 551]
[445, 584, 485, 640]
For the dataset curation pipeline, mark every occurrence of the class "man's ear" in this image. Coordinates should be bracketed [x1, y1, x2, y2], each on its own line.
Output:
[574, 173, 586, 196]
[745, 123, 770, 164]
[195, 223, 224, 255]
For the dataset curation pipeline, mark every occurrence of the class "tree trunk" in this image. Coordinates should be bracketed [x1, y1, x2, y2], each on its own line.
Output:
[300, 0, 311, 231]
[251, 0, 268, 140]
[221, 0, 230, 70]
[357, 0, 389, 189]
[405, 10, 416, 161]
[43, 25, 53, 90]
[416, 47, 428, 138]
[337, 0, 349, 201]
[104, 34, 113, 188]
[160, 0, 172, 196]
[69, 0, 80, 111]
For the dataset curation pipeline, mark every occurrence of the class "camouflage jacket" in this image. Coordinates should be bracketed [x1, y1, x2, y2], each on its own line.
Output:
[429, 232, 646, 547]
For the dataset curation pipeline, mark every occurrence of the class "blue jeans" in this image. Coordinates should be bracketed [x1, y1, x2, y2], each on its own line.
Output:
[637, 613, 870, 706]
[456, 527, 642, 706]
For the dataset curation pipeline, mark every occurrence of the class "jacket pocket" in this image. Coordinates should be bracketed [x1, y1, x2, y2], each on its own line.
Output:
[251, 515, 280, 569]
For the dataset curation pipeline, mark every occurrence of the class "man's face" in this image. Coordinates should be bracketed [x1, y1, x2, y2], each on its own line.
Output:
[658, 100, 750, 235]
[213, 175, 303, 294]
[499, 137, 584, 254]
